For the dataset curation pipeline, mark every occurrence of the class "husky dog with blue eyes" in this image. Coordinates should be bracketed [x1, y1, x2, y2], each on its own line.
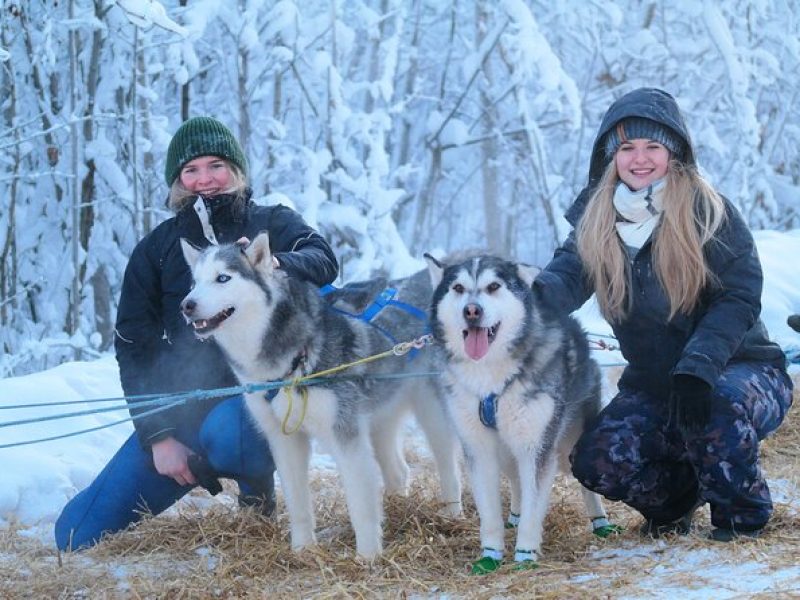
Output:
[425, 253, 615, 574]
[180, 232, 461, 560]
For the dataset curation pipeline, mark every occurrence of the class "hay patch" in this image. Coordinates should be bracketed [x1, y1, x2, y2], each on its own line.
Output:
[2, 374, 798, 598]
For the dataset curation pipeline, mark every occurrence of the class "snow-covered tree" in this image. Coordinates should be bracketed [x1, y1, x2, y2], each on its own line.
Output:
[1, 0, 798, 375]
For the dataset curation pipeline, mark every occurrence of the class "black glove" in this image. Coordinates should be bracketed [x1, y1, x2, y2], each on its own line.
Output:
[670, 374, 713, 434]
[788, 314, 800, 333]
[187, 454, 223, 496]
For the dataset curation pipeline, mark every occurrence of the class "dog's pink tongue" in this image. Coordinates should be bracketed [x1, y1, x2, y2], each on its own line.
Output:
[464, 327, 490, 360]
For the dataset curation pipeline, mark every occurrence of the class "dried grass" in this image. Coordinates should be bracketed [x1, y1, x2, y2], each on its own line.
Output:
[2, 373, 798, 599]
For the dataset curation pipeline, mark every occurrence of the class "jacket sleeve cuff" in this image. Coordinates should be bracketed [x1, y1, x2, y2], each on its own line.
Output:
[140, 428, 176, 448]
[672, 352, 719, 389]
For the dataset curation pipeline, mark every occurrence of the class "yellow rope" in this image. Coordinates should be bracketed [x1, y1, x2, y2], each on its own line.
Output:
[281, 378, 309, 435]
[277, 334, 432, 435]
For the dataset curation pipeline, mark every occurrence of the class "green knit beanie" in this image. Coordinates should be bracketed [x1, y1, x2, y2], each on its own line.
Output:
[164, 116, 248, 186]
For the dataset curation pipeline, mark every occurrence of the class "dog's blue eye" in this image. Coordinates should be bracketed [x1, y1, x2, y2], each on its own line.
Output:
[487, 282, 500, 293]
[216, 274, 231, 283]
[453, 283, 465, 294]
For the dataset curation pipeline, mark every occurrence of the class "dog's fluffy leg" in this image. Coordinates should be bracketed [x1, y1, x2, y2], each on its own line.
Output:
[270, 430, 316, 550]
[411, 388, 463, 516]
[465, 440, 505, 556]
[516, 452, 558, 560]
[502, 392, 556, 560]
[370, 401, 411, 497]
[452, 391, 505, 555]
[579, 486, 607, 521]
[245, 393, 316, 550]
[501, 450, 521, 525]
[324, 423, 384, 560]
[561, 410, 610, 527]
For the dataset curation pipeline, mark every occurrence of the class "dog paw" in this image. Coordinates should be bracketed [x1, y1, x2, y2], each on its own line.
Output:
[290, 531, 317, 551]
[593, 523, 624, 538]
[384, 485, 410, 498]
[511, 559, 539, 572]
[469, 556, 503, 575]
[505, 512, 520, 529]
[439, 501, 463, 518]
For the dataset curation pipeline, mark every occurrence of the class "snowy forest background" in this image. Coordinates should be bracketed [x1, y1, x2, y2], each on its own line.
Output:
[1, 0, 799, 377]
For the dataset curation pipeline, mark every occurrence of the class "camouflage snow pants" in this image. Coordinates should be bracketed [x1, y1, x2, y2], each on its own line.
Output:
[570, 362, 793, 530]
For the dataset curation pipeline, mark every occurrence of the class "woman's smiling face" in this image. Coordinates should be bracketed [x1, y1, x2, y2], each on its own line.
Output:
[179, 155, 232, 196]
[615, 139, 670, 191]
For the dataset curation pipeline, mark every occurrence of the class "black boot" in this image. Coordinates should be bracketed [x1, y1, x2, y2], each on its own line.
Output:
[187, 454, 223, 495]
[640, 504, 700, 538]
[238, 491, 277, 518]
[237, 474, 276, 518]
[709, 526, 763, 542]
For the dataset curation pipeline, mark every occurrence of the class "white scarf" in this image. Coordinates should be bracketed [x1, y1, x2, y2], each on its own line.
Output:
[613, 178, 666, 249]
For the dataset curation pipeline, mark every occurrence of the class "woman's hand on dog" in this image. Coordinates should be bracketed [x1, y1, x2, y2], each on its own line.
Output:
[151, 437, 197, 486]
[235, 236, 279, 267]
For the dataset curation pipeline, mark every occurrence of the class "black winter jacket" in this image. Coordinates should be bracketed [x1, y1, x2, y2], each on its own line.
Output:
[535, 88, 786, 400]
[115, 191, 338, 445]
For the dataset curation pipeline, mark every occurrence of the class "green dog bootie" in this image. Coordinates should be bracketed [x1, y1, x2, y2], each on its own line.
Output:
[505, 512, 520, 529]
[512, 549, 539, 571]
[591, 517, 624, 538]
[470, 548, 503, 575]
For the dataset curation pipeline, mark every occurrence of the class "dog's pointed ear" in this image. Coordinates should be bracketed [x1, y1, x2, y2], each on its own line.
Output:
[244, 231, 273, 274]
[181, 238, 202, 271]
[516, 263, 540, 287]
[424, 253, 445, 287]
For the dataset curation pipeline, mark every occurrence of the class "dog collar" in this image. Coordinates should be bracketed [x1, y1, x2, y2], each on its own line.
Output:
[264, 348, 309, 403]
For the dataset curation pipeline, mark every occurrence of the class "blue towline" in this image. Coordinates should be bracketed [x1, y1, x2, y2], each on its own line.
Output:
[0, 371, 442, 449]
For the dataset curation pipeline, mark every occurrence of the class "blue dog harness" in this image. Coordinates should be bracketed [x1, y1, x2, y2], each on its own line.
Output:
[319, 284, 429, 358]
[262, 285, 430, 405]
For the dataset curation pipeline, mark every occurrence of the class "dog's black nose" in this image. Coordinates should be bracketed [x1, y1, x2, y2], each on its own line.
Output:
[182, 299, 196, 315]
[463, 303, 482, 325]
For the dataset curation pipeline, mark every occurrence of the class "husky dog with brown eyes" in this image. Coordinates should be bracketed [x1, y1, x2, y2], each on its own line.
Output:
[425, 253, 616, 573]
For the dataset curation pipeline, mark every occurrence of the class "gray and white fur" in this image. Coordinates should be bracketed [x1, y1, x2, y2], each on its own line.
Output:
[180, 233, 460, 559]
[425, 253, 609, 567]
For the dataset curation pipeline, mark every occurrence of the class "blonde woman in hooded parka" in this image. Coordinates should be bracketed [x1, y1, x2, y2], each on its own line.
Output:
[535, 88, 792, 542]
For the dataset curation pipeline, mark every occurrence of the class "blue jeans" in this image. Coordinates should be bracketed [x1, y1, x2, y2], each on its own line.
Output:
[55, 396, 275, 551]
[571, 363, 793, 530]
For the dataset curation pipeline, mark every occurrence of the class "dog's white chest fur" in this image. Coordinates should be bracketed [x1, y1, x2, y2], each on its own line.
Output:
[443, 365, 554, 444]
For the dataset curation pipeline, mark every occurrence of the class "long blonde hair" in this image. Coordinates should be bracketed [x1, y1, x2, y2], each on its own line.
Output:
[168, 160, 248, 212]
[576, 160, 726, 322]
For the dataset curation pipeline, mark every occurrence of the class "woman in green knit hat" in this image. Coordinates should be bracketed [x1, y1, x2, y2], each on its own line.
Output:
[55, 116, 338, 551]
